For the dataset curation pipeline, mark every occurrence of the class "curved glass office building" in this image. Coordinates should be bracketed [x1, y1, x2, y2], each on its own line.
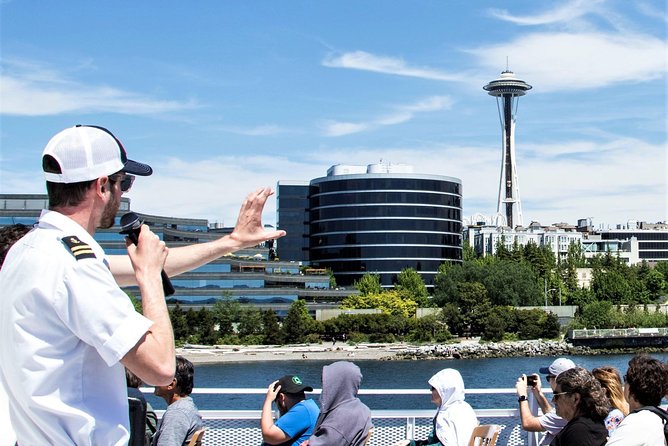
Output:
[308, 164, 463, 287]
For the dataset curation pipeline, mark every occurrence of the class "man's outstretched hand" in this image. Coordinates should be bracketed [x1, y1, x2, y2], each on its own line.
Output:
[228, 187, 286, 249]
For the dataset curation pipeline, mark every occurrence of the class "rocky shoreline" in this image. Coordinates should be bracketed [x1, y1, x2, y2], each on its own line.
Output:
[390, 339, 668, 361]
[177, 339, 667, 364]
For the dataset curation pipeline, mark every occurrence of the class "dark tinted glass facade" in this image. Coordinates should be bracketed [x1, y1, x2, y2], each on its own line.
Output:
[277, 183, 310, 262]
[308, 173, 462, 287]
[600, 231, 668, 261]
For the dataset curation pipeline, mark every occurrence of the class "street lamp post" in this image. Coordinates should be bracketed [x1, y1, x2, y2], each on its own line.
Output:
[548, 288, 562, 306]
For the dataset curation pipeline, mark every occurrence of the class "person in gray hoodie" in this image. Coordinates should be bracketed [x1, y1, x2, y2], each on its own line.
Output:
[303, 361, 372, 446]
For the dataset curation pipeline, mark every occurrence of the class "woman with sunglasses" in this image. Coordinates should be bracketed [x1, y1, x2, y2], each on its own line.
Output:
[550, 367, 610, 446]
[394, 368, 478, 446]
[591, 366, 628, 437]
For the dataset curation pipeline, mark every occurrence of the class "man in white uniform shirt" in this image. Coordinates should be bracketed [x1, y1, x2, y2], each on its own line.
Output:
[0, 125, 284, 445]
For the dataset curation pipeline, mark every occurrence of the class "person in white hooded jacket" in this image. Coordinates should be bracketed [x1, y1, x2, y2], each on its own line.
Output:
[395, 368, 479, 446]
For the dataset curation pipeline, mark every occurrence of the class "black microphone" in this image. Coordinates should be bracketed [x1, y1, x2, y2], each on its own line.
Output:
[120, 212, 175, 297]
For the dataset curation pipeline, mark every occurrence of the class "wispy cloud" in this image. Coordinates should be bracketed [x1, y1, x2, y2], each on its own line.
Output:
[488, 0, 605, 26]
[320, 95, 453, 137]
[307, 136, 665, 225]
[469, 32, 667, 92]
[0, 58, 197, 116]
[221, 124, 290, 136]
[2, 134, 663, 226]
[120, 156, 325, 224]
[323, 51, 467, 82]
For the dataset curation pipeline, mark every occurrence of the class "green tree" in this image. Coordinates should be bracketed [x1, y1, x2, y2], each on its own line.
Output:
[495, 236, 511, 260]
[341, 290, 417, 317]
[463, 241, 477, 261]
[522, 241, 555, 280]
[644, 269, 665, 301]
[211, 297, 242, 336]
[542, 311, 561, 338]
[592, 269, 633, 304]
[283, 299, 313, 343]
[441, 303, 465, 337]
[395, 268, 430, 307]
[354, 273, 382, 295]
[482, 312, 506, 342]
[515, 309, 546, 340]
[433, 263, 458, 305]
[196, 308, 218, 345]
[262, 309, 284, 345]
[169, 302, 189, 342]
[457, 282, 492, 336]
[409, 314, 450, 343]
[237, 306, 264, 338]
[566, 240, 587, 268]
[433, 260, 542, 307]
[569, 287, 596, 308]
[185, 308, 199, 341]
[653, 262, 668, 291]
[571, 301, 623, 329]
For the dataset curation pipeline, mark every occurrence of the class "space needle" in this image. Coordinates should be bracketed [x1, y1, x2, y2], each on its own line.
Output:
[483, 69, 532, 228]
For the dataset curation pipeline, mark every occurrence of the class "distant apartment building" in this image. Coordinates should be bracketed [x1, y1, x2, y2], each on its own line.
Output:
[463, 217, 666, 266]
[0, 194, 350, 314]
[278, 163, 463, 287]
[464, 220, 583, 261]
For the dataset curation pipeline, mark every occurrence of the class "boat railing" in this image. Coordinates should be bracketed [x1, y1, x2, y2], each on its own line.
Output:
[570, 327, 668, 338]
[144, 387, 545, 446]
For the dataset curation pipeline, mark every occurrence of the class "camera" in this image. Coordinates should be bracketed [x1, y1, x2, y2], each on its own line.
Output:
[527, 375, 538, 387]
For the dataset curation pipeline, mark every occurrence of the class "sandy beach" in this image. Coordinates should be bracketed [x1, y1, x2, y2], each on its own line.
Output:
[177, 342, 411, 364]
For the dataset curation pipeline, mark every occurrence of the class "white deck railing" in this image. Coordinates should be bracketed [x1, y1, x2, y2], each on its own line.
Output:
[145, 387, 545, 446]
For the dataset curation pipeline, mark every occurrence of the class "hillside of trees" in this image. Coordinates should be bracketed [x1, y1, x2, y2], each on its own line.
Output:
[137, 240, 667, 346]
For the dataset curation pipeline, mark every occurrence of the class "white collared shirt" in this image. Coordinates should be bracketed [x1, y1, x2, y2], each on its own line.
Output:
[0, 210, 153, 445]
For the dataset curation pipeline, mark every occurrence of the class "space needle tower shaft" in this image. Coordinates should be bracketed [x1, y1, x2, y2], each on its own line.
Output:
[483, 69, 532, 228]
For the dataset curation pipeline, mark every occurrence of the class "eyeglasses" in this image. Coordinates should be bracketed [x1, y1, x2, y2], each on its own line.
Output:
[552, 391, 571, 401]
[109, 173, 135, 192]
[546, 375, 556, 382]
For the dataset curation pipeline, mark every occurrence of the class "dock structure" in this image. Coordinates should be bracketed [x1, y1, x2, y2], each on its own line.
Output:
[568, 327, 668, 348]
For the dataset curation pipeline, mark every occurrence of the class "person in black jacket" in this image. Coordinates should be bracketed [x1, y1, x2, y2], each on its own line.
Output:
[550, 367, 609, 446]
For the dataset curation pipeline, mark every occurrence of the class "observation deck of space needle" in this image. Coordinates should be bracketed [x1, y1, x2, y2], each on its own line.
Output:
[483, 62, 532, 229]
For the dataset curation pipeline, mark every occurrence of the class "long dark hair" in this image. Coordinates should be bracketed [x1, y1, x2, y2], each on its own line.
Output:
[557, 367, 610, 422]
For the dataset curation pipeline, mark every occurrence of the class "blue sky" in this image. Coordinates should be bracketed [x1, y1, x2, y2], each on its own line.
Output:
[1, 0, 666, 228]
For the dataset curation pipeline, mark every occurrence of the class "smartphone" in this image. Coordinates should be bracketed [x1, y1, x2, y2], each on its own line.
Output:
[527, 375, 538, 387]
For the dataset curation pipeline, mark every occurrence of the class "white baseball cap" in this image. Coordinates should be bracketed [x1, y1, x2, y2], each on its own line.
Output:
[539, 358, 576, 377]
[42, 125, 152, 183]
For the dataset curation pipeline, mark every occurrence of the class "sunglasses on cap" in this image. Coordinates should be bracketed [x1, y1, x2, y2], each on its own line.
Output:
[109, 173, 135, 192]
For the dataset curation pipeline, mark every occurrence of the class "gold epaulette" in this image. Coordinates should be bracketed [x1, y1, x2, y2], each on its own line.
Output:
[62, 235, 96, 261]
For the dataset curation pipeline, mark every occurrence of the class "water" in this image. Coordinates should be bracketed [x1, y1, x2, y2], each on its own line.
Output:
[145, 353, 668, 411]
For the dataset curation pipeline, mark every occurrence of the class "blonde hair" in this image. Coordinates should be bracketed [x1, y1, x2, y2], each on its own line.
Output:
[592, 366, 629, 416]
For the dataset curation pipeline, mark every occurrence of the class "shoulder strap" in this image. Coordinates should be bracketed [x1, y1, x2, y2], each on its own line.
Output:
[631, 406, 668, 421]
[632, 407, 668, 441]
[61, 235, 96, 260]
